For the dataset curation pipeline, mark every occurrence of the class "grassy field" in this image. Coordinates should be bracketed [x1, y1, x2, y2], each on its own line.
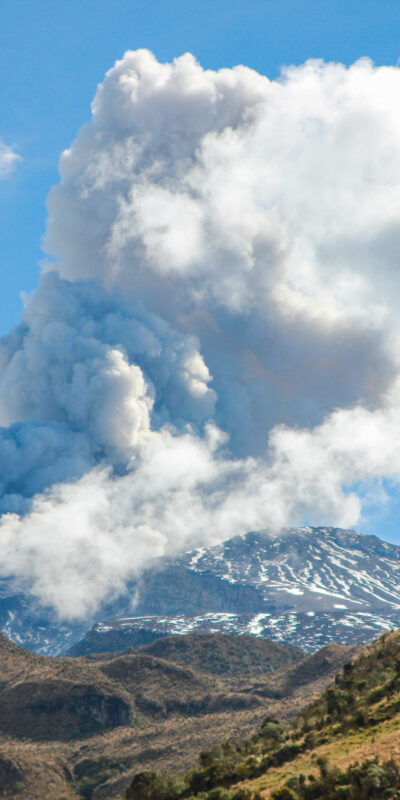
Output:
[240, 712, 400, 797]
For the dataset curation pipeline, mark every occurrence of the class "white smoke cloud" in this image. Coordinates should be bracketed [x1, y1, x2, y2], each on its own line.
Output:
[1, 51, 400, 618]
[0, 420, 359, 620]
[0, 139, 20, 179]
[3, 385, 399, 619]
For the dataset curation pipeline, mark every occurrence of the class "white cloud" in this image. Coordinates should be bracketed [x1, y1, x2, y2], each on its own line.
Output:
[0, 139, 20, 179]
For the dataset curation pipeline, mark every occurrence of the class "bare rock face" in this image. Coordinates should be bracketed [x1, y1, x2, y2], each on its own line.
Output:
[70, 686, 131, 729]
[134, 566, 265, 616]
[0, 680, 131, 740]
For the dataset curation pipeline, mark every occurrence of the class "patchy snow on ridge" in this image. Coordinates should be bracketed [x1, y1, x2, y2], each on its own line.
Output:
[176, 527, 400, 611]
[69, 527, 400, 656]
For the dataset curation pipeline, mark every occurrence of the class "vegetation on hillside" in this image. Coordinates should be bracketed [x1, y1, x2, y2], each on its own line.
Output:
[269, 758, 400, 799]
[137, 634, 304, 678]
[123, 630, 400, 800]
[0, 631, 357, 799]
[0, 628, 395, 798]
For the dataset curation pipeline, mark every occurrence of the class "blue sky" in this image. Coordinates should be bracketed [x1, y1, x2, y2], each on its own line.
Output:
[2, 0, 400, 333]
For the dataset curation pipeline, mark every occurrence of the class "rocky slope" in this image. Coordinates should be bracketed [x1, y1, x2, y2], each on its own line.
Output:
[71, 527, 400, 656]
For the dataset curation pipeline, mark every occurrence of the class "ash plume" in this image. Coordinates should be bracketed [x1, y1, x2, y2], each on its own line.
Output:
[1, 52, 400, 618]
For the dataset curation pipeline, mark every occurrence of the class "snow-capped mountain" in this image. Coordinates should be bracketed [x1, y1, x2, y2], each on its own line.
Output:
[69, 527, 400, 654]
[176, 527, 400, 610]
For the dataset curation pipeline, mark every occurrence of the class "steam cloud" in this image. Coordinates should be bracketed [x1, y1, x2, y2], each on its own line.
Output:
[2, 52, 400, 618]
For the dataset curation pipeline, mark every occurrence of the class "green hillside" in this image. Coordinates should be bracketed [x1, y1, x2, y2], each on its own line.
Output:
[122, 628, 400, 800]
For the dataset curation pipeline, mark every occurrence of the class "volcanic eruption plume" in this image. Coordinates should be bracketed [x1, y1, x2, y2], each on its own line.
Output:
[1, 51, 400, 617]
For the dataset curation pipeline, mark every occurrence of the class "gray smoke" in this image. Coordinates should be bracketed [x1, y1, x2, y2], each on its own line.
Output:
[0, 271, 215, 513]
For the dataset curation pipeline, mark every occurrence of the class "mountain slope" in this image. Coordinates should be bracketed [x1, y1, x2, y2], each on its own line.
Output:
[72, 527, 400, 656]
[3, 526, 400, 656]
[0, 631, 359, 799]
[176, 527, 400, 610]
[123, 627, 400, 800]
[137, 633, 304, 678]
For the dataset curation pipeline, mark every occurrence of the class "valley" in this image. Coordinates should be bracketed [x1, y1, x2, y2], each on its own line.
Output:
[124, 627, 400, 800]
[0, 632, 359, 798]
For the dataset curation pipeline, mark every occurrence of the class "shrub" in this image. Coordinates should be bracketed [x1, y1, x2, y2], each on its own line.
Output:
[271, 742, 302, 766]
[125, 770, 185, 800]
[205, 789, 233, 800]
[270, 787, 298, 800]
[231, 789, 253, 800]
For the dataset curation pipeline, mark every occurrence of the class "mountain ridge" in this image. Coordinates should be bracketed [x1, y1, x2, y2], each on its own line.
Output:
[70, 526, 400, 657]
[1, 526, 400, 656]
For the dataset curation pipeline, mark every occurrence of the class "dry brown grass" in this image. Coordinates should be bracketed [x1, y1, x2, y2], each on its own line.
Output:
[237, 713, 400, 799]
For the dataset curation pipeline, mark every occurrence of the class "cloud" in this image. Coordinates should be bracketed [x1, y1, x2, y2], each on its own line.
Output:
[0, 419, 357, 620]
[3, 386, 399, 620]
[1, 51, 400, 618]
[44, 52, 400, 454]
[0, 139, 20, 179]
[0, 271, 215, 513]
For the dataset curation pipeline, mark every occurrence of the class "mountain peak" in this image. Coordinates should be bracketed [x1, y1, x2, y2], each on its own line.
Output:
[70, 526, 400, 657]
